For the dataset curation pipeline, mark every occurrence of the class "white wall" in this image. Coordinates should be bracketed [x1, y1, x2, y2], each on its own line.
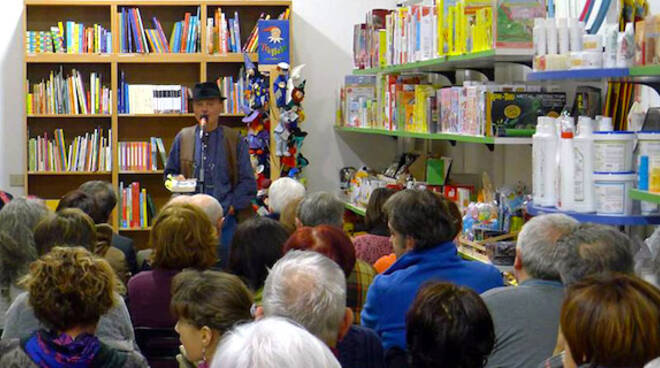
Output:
[0, 0, 24, 196]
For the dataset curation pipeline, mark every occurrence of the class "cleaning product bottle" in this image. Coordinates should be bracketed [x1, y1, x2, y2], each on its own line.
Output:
[573, 116, 595, 213]
[532, 117, 548, 205]
[558, 114, 575, 211]
[541, 117, 559, 207]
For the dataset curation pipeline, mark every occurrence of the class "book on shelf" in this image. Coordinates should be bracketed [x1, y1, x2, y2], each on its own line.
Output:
[215, 70, 247, 115]
[26, 67, 112, 115]
[119, 72, 192, 114]
[258, 19, 290, 65]
[119, 137, 168, 171]
[118, 181, 156, 229]
[27, 127, 112, 173]
[207, 8, 290, 54]
[119, 7, 201, 53]
[26, 22, 111, 54]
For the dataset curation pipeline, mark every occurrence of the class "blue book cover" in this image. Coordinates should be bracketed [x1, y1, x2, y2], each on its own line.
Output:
[258, 20, 289, 64]
[174, 22, 182, 54]
[78, 24, 83, 53]
[228, 18, 235, 52]
[126, 9, 133, 52]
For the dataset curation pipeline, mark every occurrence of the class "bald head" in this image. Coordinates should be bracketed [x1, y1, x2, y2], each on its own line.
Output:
[165, 194, 192, 208]
[190, 194, 224, 222]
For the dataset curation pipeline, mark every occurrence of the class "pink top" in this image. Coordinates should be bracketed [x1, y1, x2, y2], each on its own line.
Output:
[353, 234, 393, 265]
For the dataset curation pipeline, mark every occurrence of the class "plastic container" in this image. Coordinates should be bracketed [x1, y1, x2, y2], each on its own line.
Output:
[573, 117, 595, 213]
[582, 34, 602, 51]
[546, 18, 558, 55]
[593, 171, 636, 215]
[558, 116, 575, 211]
[636, 132, 660, 214]
[533, 18, 547, 56]
[557, 18, 569, 54]
[541, 117, 559, 207]
[596, 116, 613, 131]
[532, 118, 547, 204]
[593, 131, 635, 172]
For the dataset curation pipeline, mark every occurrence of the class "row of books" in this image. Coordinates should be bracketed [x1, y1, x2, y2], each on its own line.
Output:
[26, 22, 112, 54]
[354, 1, 540, 69]
[118, 138, 168, 172]
[28, 128, 112, 172]
[340, 75, 567, 137]
[119, 73, 192, 114]
[206, 8, 290, 54]
[26, 67, 112, 115]
[119, 181, 156, 229]
[118, 7, 201, 53]
[216, 72, 247, 115]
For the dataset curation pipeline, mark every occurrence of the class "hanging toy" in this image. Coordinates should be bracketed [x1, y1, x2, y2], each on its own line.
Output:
[273, 62, 289, 109]
[286, 80, 306, 110]
[286, 64, 306, 105]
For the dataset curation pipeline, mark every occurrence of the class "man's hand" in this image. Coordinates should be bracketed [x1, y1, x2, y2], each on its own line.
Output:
[174, 175, 186, 181]
[228, 206, 236, 216]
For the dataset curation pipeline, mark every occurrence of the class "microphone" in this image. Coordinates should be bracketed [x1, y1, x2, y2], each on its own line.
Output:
[199, 114, 208, 139]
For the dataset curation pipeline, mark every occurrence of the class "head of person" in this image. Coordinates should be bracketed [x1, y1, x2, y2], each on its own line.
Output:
[283, 225, 356, 277]
[56, 189, 103, 225]
[296, 192, 344, 229]
[78, 181, 116, 224]
[20, 246, 118, 335]
[383, 189, 455, 258]
[406, 282, 495, 368]
[34, 208, 97, 255]
[258, 250, 353, 347]
[434, 194, 463, 238]
[166, 194, 193, 207]
[228, 217, 287, 291]
[268, 177, 305, 215]
[150, 203, 218, 270]
[555, 223, 634, 285]
[279, 197, 302, 234]
[364, 187, 395, 234]
[192, 82, 226, 127]
[561, 273, 660, 368]
[0, 197, 49, 297]
[189, 194, 224, 234]
[513, 214, 578, 282]
[0, 190, 13, 211]
[171, 270, 252, 365]
[212, 317, 341, 368]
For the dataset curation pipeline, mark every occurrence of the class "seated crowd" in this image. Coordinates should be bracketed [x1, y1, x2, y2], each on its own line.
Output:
[0, 178, 659, 368]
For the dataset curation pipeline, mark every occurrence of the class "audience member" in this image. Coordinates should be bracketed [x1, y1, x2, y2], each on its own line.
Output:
[79, 180, 138, 275]
[0, 190, 13, 210]
[56, 190, 130, 281]
[267, 177, 305, 220]
[228, 216, 287, 303]
[3, 208, 137, 351]
[482, 214, 578, 368]
[279, 196, 302, 234]
[407, 282, 495, 368]
[258, 250, 384, 368]
[296, 191, 345, 229]
[353, 188, 395, 264]
[189, 194, 227, 268]
[0, 247, 147, 367]
[171, 270, 252, 368]
[555, 223, 635, 285]
[0, 197, 49, 328]
[284, 225, 375, 323]
[212, 317, 341, 368]
[128, 203, 217, 329]
[560, 273, 660, 368]
[361, 189, 503, 351]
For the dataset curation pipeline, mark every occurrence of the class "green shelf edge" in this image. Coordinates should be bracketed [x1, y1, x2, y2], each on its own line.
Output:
[353, 49, 496, 75]
[629, 189, 660, 204]
[336, 126, 496, 144]
[344, 202, 366, 217]
[629, 65, 660, 76]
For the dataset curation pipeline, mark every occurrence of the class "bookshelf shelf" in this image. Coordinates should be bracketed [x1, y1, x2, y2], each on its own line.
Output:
[344, 201, 366, 217]
[335, 126, 533, 145]
[28, 114, 112, 118]
[630, 189, 660, 204]
[119, 227, 152, 232]
[27, 171, 112, 176]
[526, 201, 660, 225]
[353, 49, 533, 75]
[527, 68, 630, 81]
[118, 113, 195, 118]
[25, 53, 113, 63]
[206, 53, 258, 63]
[119, 170, 165, 175]
[116, 53, 203, 63]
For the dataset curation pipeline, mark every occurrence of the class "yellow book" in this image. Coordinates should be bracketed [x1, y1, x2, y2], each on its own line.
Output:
[141, 188, 147, 227]
[73, 24, 79, 54]
[27, 93, 33, 114]
[457, 1, 465, 54]
[44, 199, 60, 212]
[448, 6, 455, 54]
[436, 1, 444, 56]
[378, 30, 387, 67]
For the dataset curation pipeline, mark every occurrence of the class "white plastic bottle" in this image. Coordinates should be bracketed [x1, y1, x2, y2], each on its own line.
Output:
[557, 18, 569, 54]
[541, 117, 559, 207]
[546, 18, 558, 55]
[573, 116, 595, 213]
[533, 18, 547, 56]
[558, 115, 576, 211]
[532, 118, 548, 204]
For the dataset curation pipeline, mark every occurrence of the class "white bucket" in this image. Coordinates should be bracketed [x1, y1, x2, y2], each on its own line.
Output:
[593, 171, 636, 215]
[593, 131, 635, 172]
[636, 132, 660, 214]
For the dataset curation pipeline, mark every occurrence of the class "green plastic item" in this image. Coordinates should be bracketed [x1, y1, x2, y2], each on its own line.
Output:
[426, 158, 446, 185]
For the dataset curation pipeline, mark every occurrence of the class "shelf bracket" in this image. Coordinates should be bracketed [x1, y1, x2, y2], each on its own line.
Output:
[449, 140, 457, 146]
[485, 143, 495, 152]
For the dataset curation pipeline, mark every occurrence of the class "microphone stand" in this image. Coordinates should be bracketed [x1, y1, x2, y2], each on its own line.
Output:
[198, 115, 208, 194]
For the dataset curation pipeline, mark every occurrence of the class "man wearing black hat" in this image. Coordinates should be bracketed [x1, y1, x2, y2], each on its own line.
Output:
[164, 82, 257, 266]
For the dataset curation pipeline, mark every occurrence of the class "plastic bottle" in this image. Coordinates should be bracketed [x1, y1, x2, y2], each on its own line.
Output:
[604, 24, 618, 68]
[573, 116, 595, 213]
[598, 116, 613, 131]
[533, 18, 547, 56]
[558, 114, 575, 211]
[546, 18, 558, 55]
[541, 117, 559, 207]
[557, 18, 569, 54]
[569, 18, 583, 52]
[532, 118, 548, 204]
[617, 22, 635, 68]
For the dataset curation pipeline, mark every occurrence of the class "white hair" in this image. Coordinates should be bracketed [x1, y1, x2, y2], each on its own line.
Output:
[190, 194, 224, 222]
[262, 250, 346, 345]
[268, 177, 305, 214]
[212, 317, 341, 368]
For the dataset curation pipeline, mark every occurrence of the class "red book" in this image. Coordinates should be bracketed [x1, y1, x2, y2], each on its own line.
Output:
[180, 13, 191, 53]
[122, 188, 127, 226]
[132, 9, 145, 53]
[132, 182, 140, 228]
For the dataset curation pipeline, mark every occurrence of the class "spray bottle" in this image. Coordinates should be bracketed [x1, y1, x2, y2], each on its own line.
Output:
[573, 116, 595, 213]
[558, 113, 575, 211]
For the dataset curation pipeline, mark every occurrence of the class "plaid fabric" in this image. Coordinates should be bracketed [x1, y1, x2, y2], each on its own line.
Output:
[346, 259, 376, 324]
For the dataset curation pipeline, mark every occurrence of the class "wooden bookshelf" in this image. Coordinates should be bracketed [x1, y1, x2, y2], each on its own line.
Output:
[24, 0, 293, 249]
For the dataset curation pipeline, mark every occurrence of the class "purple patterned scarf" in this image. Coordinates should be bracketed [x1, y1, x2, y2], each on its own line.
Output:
[24, 330, 101, 368]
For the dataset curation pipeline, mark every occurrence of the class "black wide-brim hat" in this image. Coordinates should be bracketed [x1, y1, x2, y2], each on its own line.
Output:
[193, 82, 227, 101]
